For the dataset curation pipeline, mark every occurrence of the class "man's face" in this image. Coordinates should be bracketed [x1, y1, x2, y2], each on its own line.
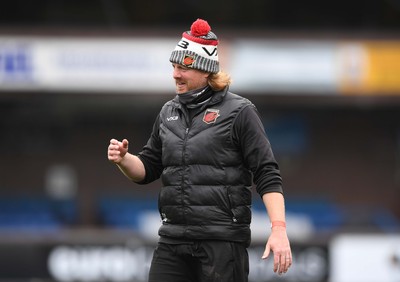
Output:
[172, 64, 209, 94]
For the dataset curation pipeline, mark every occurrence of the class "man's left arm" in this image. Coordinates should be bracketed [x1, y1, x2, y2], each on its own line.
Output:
[233, 104, 292, 274]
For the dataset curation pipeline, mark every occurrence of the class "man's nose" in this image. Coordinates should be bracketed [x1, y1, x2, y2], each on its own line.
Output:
[173, 67, 181, 79]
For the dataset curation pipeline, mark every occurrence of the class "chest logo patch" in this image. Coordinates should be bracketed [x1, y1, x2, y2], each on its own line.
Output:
[203, 109, 220, 124]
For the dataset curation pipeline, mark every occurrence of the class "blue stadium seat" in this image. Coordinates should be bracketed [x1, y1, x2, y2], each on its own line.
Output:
[0, 195, 78, 231]
[98, 196, 158, 229]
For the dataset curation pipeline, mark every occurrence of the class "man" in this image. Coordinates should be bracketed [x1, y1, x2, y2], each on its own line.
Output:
[108, 18, 292, 282]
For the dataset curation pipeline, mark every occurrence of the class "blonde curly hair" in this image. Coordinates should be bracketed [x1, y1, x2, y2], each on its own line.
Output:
[208, 71, 232, 91]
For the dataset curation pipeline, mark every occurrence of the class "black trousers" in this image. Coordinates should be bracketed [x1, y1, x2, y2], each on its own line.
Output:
[148, 240, 249, 282]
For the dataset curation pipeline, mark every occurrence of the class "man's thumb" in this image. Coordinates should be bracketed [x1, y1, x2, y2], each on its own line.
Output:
[262, 244, 271, 260]
[122, 139, 129, 149]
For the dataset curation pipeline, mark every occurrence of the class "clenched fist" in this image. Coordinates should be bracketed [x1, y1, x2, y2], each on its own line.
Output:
[108, 138, 129, 164]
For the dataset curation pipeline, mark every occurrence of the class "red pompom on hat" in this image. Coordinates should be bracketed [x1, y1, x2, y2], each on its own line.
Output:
[190, 19, 211, 37]
[182, 18, 218, 46]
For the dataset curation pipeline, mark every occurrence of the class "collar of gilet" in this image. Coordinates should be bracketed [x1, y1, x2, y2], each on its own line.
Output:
[173, 86, 229, 109]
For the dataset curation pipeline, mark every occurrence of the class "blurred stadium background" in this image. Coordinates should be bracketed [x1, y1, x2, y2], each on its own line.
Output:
[0, 1, 400, 281]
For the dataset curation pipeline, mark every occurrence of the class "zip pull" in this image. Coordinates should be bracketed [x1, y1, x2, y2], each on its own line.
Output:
[185, 128, 189, 134]
[161, 213, 169, 223]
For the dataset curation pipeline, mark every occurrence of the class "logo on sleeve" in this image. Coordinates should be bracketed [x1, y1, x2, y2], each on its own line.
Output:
[203, 109, 220, 124]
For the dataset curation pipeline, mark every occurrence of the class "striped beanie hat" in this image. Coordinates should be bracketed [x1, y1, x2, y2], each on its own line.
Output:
[170, 19, 219, 73]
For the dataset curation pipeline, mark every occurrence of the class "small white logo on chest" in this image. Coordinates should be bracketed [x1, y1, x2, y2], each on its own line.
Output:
[167, 116, 178, 122]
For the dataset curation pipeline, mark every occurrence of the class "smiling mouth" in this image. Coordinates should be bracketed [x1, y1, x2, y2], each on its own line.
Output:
[176, 81, 186, 88]
[175, 82, 186, 93]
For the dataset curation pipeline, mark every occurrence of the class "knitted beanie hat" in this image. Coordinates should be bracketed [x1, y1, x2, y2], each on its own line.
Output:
[170, 19, 219, 73]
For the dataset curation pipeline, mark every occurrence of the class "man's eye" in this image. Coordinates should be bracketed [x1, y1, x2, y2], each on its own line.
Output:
[172, 65, 188, 71]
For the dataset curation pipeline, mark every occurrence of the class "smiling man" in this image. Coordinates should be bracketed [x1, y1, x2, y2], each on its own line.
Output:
[107, 18, 292, 282]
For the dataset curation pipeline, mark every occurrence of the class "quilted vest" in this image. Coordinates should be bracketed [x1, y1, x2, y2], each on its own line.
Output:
[157, 88, 254, 245]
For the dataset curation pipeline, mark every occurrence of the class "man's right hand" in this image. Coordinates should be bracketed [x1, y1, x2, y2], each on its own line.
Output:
[108, 138, 129, 164]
